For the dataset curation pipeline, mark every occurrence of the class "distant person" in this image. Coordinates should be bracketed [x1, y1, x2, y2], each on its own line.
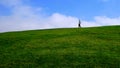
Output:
[78, 19, 81, 28]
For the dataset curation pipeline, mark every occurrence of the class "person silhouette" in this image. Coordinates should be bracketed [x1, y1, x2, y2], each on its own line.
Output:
[78, 19, 81, 28]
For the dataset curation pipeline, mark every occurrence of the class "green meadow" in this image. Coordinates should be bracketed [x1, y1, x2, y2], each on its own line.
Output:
[0, 26, 120, 68]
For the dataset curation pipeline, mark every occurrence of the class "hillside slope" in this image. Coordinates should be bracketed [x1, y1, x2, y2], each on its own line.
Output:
[0, 26, 120, 68]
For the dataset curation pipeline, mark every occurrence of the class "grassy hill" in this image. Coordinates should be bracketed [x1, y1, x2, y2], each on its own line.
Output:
[0, 26, 120, 68]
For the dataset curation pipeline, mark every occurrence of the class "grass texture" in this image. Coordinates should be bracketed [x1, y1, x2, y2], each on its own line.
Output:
[0, 26, 120, 68]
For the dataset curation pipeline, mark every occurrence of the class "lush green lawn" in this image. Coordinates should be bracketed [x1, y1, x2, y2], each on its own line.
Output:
[0, 26, 120, 68]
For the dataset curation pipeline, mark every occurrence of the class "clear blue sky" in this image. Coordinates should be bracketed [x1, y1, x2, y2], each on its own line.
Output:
[32, 0, 105, 20]
[0, 0, 120, 32]
[1, 0, 120, 20]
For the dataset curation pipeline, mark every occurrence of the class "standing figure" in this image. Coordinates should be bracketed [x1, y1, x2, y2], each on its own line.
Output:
[78, 19, 81, 28]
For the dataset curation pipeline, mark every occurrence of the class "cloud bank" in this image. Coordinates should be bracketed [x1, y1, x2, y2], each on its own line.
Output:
[82, 16, 120, 27]
[0, 0, 120, 32]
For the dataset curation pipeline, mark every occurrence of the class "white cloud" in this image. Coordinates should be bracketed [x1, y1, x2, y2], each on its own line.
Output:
[81, 21, 101, 27]
[47, 13, 78, 28]
[95, 16, 120, 25]
[82, 16, 120, 27]
[0, 0, 78, 32]
[0, 12, 78, 32]
[0, 0, 120, 32]
[0, 0, 21, 7]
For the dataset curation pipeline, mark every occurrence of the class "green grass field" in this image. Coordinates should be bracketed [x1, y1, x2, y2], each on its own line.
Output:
[0, 26, 120, 68]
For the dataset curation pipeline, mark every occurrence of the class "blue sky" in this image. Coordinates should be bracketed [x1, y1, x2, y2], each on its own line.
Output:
[30, 0, 104, 20]
[0, 0, 120, 32]
[31, 0, 120, 19]
[29, 0, 107, 19]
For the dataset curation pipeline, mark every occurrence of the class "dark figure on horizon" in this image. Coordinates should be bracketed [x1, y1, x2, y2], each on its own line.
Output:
[78, 19, 81, 28]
